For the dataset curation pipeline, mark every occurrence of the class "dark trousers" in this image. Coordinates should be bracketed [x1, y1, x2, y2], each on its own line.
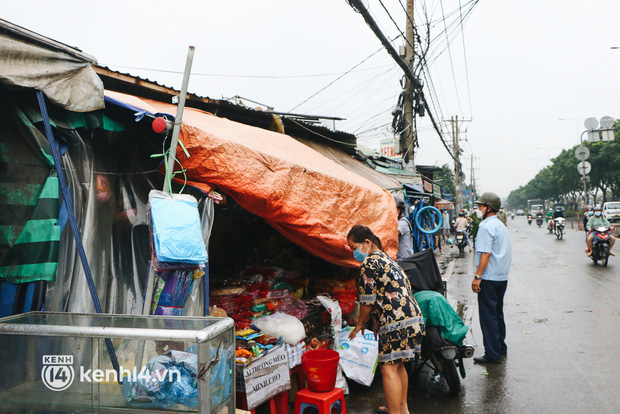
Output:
[478, 279, 508, 361]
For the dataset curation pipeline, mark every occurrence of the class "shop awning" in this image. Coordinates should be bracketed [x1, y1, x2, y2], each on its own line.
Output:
[292, 136, 404, 195]
[0, 19, 103, 112]
[105, 91, 398, 268]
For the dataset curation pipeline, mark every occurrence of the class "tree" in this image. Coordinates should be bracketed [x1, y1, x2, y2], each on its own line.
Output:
[435, 163, 456, 197]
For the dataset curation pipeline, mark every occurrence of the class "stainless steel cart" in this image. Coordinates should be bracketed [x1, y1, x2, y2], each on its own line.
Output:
[0, 312, 235, 413]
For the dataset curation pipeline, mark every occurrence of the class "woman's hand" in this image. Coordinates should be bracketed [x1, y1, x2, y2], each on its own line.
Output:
[349, 324, 364, 340]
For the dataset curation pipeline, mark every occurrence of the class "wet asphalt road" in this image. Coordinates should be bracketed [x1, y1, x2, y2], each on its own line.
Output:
[344, 217, 620, 414]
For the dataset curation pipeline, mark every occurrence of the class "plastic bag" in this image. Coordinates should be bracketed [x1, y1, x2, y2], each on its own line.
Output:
[123, 349, 199, 408]
[337, 327, 379, 386]
[276, 295, 308, 319]
[252, 312, 306, 345]
[316, 296, 342, 350]
[148, 190, 207, 268]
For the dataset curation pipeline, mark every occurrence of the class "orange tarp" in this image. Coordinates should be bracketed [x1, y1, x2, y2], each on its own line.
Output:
[106, 91, 398, 268]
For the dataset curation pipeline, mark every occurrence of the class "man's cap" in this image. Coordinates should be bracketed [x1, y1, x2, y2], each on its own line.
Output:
[474, 192, 501, 212]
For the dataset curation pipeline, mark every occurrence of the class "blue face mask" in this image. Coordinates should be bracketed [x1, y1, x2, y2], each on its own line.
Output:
[353, 242, 368, 262]
[588, 211, 594, 216]
[595, 211, 602, 217]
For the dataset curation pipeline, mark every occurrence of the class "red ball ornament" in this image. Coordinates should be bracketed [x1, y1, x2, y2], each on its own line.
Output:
[152, 117, 167, 133]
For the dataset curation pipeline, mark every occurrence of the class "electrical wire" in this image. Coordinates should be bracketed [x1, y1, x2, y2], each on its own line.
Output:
[100, 63, 393, 79]
[288, 43, 391, 112]
[439, 0, 464, 116]
[459, 0, 474, 118]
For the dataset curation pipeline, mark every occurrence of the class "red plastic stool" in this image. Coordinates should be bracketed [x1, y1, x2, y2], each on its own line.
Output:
[295, 387, 346, 414]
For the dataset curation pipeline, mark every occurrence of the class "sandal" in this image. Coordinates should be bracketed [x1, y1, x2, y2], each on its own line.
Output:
[377, 407, 388, 414]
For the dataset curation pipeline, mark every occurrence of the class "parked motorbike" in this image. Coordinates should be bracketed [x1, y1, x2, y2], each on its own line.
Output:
[554, 217, 565, 240]
[527, 214, 533, 225]
[398, 250, 474, 396]
[536, 216, 543, 227]
[590, 226, 612, 267]
[455, 231, 467, 256]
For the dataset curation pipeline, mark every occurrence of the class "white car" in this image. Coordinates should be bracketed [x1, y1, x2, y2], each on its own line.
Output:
[603, 202, 620, 223]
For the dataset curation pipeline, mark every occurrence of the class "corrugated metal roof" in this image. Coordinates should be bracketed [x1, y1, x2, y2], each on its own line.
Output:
[293, 136, 403, 193]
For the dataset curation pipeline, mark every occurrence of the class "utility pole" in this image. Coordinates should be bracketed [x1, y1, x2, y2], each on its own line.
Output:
[451, 115, 461, 211]
[470, 154, 476, 198]
[402, 0, 415, 171]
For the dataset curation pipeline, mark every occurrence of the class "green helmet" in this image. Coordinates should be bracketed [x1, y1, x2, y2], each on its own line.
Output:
[475, 192, 501, 212]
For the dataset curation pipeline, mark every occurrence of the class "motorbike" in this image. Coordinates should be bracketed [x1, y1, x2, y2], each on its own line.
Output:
[511, 213, 515, 220]
[398, 250, 474, 396]
[536, 216, 543, 227]
[527, 214, 533, 225]
[554, 217, 565, 240]
[590, 226, 612, 267]
[547, 218, 555, 234]
[455, 231, 467, 256]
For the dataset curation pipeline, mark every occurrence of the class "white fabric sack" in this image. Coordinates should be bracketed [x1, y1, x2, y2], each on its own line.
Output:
[337, 327, 379, 386]
[252, 312, 306, 345]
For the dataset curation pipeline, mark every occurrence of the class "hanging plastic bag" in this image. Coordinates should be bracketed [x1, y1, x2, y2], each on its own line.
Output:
[148, 190, 207, 268]
[337, 327, 379, 387]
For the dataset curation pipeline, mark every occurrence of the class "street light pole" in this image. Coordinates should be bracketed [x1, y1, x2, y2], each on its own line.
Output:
[559, 118, 587, 206]
[578, 130, 589, 206]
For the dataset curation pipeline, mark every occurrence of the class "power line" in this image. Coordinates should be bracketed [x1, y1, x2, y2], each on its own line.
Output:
[459, 0, 474, 118]
[100, 63, 392, 79]
[289, 43, 389, 112]
[439, 0, 464, 116]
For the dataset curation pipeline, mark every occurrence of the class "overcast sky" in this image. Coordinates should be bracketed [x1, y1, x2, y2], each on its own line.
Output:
[4, 1, 620, 198]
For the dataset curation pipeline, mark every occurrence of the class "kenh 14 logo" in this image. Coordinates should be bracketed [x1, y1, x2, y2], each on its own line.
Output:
[41, 355, 74, 391]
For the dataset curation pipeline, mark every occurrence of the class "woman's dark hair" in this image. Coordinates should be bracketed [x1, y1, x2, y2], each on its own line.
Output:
[347, 225, 383, 251]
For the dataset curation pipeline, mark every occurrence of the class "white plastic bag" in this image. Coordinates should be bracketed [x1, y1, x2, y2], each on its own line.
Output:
[252, 312, 306, 345]
[337, 327, 379, 386]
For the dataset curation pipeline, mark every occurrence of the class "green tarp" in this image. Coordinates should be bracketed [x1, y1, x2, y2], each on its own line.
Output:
[414, 290, 469, 347]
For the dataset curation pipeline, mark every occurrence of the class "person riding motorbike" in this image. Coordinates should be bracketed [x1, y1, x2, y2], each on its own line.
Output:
[536, 207, 544, 219]
[583, 206, 593, 231]
[545, 208, 555, 231]
[454, 211, 473, 253]
[586, 206, 616, 257]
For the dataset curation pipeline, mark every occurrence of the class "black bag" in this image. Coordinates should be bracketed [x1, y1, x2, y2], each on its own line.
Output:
[398, 249, 444, 295]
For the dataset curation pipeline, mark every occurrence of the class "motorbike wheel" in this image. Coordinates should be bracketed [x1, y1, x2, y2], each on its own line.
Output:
[428, 352, 461, 396]
[556, 228, 563, 240]
[602, 246, 609, 267]
[458, 244, 464, 256]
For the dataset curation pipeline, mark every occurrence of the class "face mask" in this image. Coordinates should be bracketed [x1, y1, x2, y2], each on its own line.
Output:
[595, 212, 602, 217]
[475, 209, 483, 219]
[353, 241, 369, 262]
[588, 211, 594, 216]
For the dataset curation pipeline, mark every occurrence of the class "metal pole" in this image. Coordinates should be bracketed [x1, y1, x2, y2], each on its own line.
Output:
[580, 130, 588, 206]
[164, 46, 196, 194]
[138, 46, 195, 370]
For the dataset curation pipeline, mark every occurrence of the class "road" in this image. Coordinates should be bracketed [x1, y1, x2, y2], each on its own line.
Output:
[345, 216, 620, 414]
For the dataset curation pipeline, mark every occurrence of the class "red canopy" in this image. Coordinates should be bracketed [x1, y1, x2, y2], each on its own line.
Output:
[106, 91, 398, 267]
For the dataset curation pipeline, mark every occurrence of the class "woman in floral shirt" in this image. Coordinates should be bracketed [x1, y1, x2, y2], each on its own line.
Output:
[347, 225, 425, 414]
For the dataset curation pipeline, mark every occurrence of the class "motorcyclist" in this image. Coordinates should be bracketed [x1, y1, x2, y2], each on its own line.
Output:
[583, 206, 593, 231]
[454, 211, 473, 253]
[545, 208, 554, 231]
[586, 206, 616, 257]
[553, 206, 565, 219]
[535, 207, 544, 219]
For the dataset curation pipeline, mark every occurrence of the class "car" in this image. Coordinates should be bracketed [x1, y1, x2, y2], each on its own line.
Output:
[516, 209, 525, 216]
[603, 201, 620, 223]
